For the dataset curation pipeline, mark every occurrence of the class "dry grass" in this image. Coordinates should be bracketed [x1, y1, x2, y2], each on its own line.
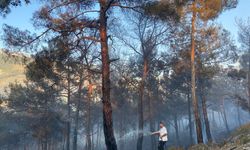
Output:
[187, 124, 250, 150]
[0, 62, 26, 93]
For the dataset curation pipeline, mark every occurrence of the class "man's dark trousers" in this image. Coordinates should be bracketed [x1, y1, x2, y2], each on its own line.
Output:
[158, 141, 166, 150]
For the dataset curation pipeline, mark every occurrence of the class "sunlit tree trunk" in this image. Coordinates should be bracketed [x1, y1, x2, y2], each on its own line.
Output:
[99, 1, 117, 149]
[190, 1, 203, 143]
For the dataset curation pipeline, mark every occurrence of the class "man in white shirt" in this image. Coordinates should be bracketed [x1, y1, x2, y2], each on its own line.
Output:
[151, 121, 168, 150]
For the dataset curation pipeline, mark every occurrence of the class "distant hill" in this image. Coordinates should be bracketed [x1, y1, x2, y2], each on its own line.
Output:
[0, 49, 30, 93]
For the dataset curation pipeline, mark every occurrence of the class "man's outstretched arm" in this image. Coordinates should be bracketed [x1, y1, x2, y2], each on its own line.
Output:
[151, 131, 160, 135]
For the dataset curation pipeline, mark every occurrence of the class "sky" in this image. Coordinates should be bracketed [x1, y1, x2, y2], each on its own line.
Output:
[0, 0, 249, 48]
[215, 0, 250, 45]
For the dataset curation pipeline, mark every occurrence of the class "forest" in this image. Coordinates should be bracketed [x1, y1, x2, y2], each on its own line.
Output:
[0, 0, 249, 150]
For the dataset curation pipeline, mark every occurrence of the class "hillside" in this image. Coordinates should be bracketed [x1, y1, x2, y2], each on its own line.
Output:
[188, 123, 250, 150]
[0, 50, 28, 93]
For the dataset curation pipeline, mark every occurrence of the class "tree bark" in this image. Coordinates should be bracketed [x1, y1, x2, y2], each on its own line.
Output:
[72, 98, 80, 150]
[200, 84, 212, 143]
[191, 1, 203, 144]
[86, 78, 92, 150]
[99, 1, 117, 150]
[187, 93, 194, 145]
[174, 114, 180, 146]
[233, 81, 242, 126]
[72, 72, 84, 150]
[137, 59, 148, 150]
[96, 119, 101, 150]
[237, 98, 241, 126]
[221, 99, 230, 134]
[148, 89, 156, 150]
[119, 111, 125, 150]
[248, 46, 250, 111]
[66, 64, 71, 150]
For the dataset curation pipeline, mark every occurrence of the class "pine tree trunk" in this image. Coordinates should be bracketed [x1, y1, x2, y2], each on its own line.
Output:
[149, 90, 156, 150]
[212, 111, 215, 125]
[86, 78, 92, 150]
[72, 73, 84, 150]
[137, 59, 148, 150]
[137, 84, 144, 150]
[187, 93, 194, 145]
[200, 84, 212, 143]
[234, 83, 242, 126]
[221, 100, 230, 134]
[96, 119, 101, 150]
[72, 97, 80, 150]
[119, 112, 126, 150]
[99, 1, 117, 149]
[191, 1, 203, 144]
[91, 126, 94, 149]
[174, 114, 180, 146]
[237, 99, 241, 126]
[66, 65, 71, 150]
[62, 133, 66, 150]
[248, 46, 250, 112]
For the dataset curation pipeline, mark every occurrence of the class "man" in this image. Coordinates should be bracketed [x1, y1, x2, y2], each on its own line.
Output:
[151, 121, 168, 150]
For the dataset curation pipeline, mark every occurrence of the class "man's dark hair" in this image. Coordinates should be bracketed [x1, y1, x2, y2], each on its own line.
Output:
[160, 121, 164, 125]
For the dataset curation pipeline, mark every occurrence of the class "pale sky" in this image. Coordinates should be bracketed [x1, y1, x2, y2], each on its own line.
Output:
[215, 0, 250, 46]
